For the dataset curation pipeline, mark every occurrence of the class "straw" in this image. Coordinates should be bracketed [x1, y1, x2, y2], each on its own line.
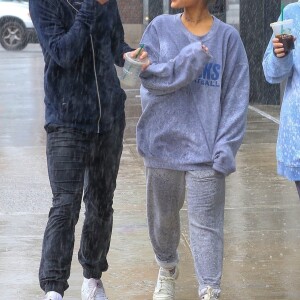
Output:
[281, 3, 284, 34]
[135, 44, 144, 59]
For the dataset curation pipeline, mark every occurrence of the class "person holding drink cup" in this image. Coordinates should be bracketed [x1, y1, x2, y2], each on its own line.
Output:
[263, 2, 300, 197]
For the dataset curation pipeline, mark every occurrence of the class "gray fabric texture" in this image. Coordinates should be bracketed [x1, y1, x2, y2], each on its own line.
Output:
[146, 166, 225, 292]
[137, 14, 249, 175]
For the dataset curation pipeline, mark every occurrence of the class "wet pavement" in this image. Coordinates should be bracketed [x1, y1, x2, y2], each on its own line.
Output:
[1, 44, 300, 299]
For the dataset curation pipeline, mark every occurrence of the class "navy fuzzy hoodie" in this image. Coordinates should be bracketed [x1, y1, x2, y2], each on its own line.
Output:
[29, 0, 133, 133]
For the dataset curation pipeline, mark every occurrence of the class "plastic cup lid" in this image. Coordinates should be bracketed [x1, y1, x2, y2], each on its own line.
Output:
[270, 19, 293, 28]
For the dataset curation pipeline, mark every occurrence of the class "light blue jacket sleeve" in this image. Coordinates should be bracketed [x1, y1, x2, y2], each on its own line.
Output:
[262, 38, 294, 84]
[212, 31, 250, 175]
[139, 23, 212, 96]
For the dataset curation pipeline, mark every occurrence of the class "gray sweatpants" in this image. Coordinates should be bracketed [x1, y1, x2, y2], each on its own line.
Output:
[146, 166, 225, 293]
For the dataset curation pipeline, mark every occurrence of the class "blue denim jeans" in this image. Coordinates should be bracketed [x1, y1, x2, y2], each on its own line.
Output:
[39, 114, 125, 296]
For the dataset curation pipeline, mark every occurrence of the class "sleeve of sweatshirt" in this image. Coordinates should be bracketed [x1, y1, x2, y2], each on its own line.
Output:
[111, 1, 134, 67]
[212, 30, 250, 176]
[29, 0, 99, 68]
[139, 22, 212, 96]
[262, 37, 294, 84]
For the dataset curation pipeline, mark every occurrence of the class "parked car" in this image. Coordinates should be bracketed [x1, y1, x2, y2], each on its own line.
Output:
[0, 0, 38, 51]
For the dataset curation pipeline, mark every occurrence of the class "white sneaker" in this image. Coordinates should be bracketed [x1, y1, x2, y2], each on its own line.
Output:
[43, 291, 63, 300]
[81, 278, 108, 300]
[153, 266, 179, 300]
[200, 286, 220, 300]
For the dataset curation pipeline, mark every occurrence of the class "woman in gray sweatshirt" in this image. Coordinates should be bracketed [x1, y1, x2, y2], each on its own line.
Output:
[137, 0, 249, 299]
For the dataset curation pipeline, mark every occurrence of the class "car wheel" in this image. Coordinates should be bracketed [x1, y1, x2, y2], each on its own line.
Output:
[0, 20, 28, 51]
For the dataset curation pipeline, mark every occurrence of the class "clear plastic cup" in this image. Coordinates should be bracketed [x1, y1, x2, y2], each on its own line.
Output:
[270, 19, 295, 54]
[120, 52, 147, 87]
[270, 19, 293, 36]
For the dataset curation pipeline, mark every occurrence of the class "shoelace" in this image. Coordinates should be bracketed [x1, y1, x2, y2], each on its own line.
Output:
[156, 275, 175, 295]
[201, 286, 219, 300]
[87, 284, 107, 300]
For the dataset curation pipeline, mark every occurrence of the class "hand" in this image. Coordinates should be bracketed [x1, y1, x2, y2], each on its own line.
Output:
[96, 0, 109, 4]
[272, 37, 286, 58]
[202, 44, 209, 53]
[123, 48, 151, 71]
[130, 47, 146, 59]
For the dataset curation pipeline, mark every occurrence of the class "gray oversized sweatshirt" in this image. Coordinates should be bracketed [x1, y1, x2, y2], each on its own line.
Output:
[137, 14, 249, 175]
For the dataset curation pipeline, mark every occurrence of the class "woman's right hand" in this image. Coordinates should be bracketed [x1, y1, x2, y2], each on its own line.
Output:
[272, 37, 286, 58]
